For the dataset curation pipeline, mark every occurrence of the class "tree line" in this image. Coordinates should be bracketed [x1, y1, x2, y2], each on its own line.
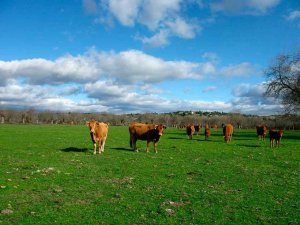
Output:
[0, 109, 299, 130]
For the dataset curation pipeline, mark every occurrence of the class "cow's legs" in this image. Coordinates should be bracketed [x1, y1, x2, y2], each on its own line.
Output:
[270, 139, 273, 147]
[99, 141, 103, 155]
[102, 140, 106, 152]
[93, 142, 97, 155]
[133, 140, 138, 152]
[154, 142, 158, 153]
[101, 139, 106, 153]
[146, 141, 150, 153]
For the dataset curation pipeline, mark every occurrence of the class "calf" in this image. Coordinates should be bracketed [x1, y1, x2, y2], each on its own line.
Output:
[223, 124, 233, 143]
[86, 120, 109, 155]
[256, 125, 267, 141]
[129, 123, 166, 153]
[269, 129, 283, 147]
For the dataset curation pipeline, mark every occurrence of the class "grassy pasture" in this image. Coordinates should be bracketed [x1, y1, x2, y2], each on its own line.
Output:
[0, 124, 299, 224]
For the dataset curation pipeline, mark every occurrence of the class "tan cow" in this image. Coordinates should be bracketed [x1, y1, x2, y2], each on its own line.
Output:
[256, 125, 267, 141]
[129, 123, 166, 153]
[223, 124, 233, 143]
[269, 129, 283, 147]
[186, 124, 195, 139]
[86, 120, 109, 155]
[204, 124, 211, 140]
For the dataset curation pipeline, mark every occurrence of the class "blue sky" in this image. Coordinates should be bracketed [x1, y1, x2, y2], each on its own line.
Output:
[0, 0, 300, 115]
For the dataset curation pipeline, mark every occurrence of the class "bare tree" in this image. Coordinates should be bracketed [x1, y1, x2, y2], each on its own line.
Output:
[264, 50, 300, 113]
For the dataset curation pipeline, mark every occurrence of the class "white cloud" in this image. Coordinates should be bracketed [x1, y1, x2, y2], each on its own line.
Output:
[96, 49, 210, 82]
[286, 10, 300, 21]
[230, 83, 283, 115]
[93, 0, 202, 47]
[165, 17, 200, 39]
[0, 49, 261, 87]
[0, 53, 100, 85]
[0, 49, 278, 114]
[210, 0, 281, 15]
[139, 29, 170, 48]
[218, 62, 260, 77]
[108, 0, 142, 26]
[138, 0, 181, 30]
[232, 83, 265, 97]
[0, 78, 282, 115]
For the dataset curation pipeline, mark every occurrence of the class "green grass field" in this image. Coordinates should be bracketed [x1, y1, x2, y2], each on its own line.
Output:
[0, 124, 299, 224]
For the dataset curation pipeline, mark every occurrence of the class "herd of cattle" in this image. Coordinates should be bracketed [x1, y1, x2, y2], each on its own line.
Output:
[86, 120, 284, 154]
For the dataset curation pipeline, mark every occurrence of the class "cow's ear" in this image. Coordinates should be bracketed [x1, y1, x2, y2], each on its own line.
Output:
[154, 125, 158, 129]
[163, 125, 167, 129]
[86, 121, 89, 127]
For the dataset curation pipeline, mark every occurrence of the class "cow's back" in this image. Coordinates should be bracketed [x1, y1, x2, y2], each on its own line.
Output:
[223, 124, 233, 142]
[129, 123, 155, 140]
[223, 124, 233, 136]
[95, 122, 109, 139]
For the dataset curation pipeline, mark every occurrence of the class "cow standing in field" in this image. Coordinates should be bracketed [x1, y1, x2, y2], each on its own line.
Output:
[129, 123, 166, 153]
[186, 124, 195, 140]
[256, 125, 267, 141]
[223, 124, 233, 143]
[86, 120, 109, 155]
[204, 125, 211, 140]
[269, 129, 283, 147]
[194, 125, 200, 135]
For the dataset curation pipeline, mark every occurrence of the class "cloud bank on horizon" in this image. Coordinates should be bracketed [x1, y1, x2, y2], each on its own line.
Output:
[1, 0, 299, 115]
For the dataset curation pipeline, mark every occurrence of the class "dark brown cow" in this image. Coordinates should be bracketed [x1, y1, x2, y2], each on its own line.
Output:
[186, 124, 195, 139]
[194, 125, 200, 135]
[86, 120, 109, 155]
[129, 123, 166, 153]
[256, 125, 267, 140]
[204, 124, 211, 140]
[269, 129, 283, 147]
[223, 124, 233, 143]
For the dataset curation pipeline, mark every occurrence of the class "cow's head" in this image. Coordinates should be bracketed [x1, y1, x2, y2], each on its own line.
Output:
[155, 124, 167, 136]
[86, 120, 97, 133]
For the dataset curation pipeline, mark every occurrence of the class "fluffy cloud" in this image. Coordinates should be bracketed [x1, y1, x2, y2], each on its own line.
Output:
[0, 49, 278, 114]
[218, 62, 260, 77]
[108, 0, 142, 26]
[0, 49, 260, 87]
[165, 17, 200, 39]
[138, 29, 170, 48]
[231, 83, 283, 115]
[0, 54, 100, 85]
[85, 0, 281, 47]
[91, 0, 200, 47]
[210, 0, 281, 15]
[286, 10, 300, 21]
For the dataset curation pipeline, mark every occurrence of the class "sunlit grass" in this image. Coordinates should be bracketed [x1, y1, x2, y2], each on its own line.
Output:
[0, 125, 299, 224]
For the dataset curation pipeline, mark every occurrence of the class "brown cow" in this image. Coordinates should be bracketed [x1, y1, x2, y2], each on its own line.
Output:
[223, 124, 233, 143]
[204, 124, 211, 140]
[129, 123, 166, 153]
[86, 120, 109, 155]
[194, 125, 200, 135]
[269, 129, 283, 147]
[256, 125, 267, 140]
[186, 124, 195, 139]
